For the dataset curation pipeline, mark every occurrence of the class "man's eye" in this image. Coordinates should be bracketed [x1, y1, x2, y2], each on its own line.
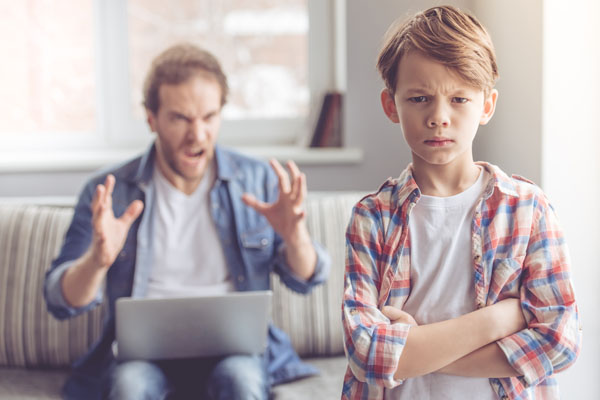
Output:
[453, 97, 469, 104]
[409, 96, 428, 103]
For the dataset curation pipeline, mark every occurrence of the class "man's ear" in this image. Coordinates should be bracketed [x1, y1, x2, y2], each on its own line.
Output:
[381, 88, 400, 123]
[480, 89, 498, 125]
[146, 109, 157, 133]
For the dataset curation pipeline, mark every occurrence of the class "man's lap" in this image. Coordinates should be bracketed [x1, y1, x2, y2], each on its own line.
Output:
[106, 354, 268, 400]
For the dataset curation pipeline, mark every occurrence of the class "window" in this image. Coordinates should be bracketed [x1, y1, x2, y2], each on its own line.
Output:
[0, 0, 338, 155]
[0, 0, 100, 149]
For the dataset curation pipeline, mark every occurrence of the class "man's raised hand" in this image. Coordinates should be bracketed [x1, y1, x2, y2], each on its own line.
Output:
[241, 159, 307, 243]
[89, 174, 144, 269]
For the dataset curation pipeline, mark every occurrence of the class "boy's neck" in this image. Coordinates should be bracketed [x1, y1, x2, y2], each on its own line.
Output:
[411, 158, 481, 197]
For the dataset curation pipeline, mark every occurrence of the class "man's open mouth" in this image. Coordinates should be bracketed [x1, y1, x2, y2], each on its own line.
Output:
[185, 149, 205, 157]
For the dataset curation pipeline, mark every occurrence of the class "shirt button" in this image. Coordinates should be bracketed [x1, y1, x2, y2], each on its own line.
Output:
[237, 275, 245, 283]
[119, 251, 126, 258]
[260, 238, 269, 247]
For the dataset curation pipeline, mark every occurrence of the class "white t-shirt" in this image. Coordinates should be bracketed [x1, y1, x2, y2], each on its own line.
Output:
[145, 163, 234, 299]
[385, 167, 497, 400]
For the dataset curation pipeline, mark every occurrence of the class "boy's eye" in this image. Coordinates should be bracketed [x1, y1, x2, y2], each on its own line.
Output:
[452, 97, 469, 104]
[409, 96, 428, 103]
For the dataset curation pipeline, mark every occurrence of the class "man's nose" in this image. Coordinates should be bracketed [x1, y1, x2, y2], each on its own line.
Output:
[188, 119, 208, 141]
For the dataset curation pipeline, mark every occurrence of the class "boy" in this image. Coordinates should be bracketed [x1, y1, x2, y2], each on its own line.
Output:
[342, 6, 580, 399]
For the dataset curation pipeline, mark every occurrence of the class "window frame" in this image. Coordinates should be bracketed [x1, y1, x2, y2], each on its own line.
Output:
[1, 0, 339, 155]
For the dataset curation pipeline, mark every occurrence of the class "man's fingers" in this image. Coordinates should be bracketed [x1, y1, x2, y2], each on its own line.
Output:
[119, 200, 144, 226]
[104, 175, 115, 208]
[295, 173, 307, 206]
[91, 184, 103, 214]
[269, 159, 291, 194]
[242, 193, 269, 213]
[287, 160, 301, 199]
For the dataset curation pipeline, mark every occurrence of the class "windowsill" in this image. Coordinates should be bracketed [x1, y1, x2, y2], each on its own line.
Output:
[0, 146, 363, 173]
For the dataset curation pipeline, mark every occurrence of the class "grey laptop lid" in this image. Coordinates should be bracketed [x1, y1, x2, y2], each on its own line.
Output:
[115, 290, 272, 361]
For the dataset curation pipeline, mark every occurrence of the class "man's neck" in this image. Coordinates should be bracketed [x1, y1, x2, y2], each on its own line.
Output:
[411, 158, 480, 197]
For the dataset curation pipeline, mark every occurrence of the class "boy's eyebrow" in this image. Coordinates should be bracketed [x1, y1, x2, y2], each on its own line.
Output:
[402, 86, 476, 95]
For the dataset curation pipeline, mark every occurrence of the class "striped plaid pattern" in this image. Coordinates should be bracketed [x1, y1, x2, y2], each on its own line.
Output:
[0, 205, 105, 368]
[0, 192, 363, 370]
[342, 163, 581, 400]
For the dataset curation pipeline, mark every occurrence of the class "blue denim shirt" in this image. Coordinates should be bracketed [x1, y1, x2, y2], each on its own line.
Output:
[44, 144, 331, 399]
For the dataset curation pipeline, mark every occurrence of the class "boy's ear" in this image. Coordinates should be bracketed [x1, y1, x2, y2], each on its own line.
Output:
[381, 88, 400, 123]
[480, 89, 498, 125]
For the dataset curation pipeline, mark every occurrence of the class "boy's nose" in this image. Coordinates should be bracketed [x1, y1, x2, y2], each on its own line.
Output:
[427, 104, 450, 128]
[427, 119, 449, 128]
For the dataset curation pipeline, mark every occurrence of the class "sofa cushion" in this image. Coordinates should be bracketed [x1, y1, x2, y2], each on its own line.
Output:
[271, 192, 363, 357]
[0, 192, 363, 367]
[0, 205, 104, 368]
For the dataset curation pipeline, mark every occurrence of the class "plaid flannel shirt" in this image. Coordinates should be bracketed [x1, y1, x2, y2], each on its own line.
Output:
[341, 162, 581, 400]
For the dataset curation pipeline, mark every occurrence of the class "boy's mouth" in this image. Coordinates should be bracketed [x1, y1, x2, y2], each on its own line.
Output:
[424, 138, 453, 147]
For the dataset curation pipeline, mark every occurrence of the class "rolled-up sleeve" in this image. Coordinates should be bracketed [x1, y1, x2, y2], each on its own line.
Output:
[497, 195, 581, 388]
[273, 239, 331, 294]
[342, 202, 410, 389]
[43, 181, 104, 319]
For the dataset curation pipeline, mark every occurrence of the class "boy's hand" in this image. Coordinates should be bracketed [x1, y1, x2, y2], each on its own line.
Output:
[382, 305, 418, 326]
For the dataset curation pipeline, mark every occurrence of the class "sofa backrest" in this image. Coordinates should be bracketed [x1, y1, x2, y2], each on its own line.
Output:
[0, 192, 363, 368]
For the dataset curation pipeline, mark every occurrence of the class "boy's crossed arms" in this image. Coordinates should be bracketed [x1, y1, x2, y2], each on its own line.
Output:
[381, 299, 525, 380]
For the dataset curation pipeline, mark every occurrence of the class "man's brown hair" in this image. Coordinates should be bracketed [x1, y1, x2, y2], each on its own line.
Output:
[143, 43, 229, 114]
[377, 5, 498, 96]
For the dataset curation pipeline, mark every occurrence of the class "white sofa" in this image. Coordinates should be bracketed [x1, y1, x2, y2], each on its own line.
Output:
[0, 192, 363, 399]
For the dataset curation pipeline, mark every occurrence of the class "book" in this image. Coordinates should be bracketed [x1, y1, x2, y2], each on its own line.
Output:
[309, 91, 343, 147]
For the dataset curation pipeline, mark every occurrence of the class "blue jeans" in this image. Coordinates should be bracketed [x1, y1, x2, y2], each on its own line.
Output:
[107, 355, 268, 400]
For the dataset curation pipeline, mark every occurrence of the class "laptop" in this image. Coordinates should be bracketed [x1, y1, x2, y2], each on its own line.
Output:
[114, 290, 272, 361]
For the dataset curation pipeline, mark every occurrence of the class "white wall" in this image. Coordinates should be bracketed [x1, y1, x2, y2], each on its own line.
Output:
[471, 0, 543, 183]
[474, 0, 598, 397]
[542, 0, 600, 398]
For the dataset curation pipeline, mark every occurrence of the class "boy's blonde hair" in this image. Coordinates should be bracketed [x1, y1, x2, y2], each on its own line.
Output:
[377, 5, 498, 96]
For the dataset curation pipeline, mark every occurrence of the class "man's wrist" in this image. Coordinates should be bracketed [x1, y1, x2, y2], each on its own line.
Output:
[282, 223, 312, 249]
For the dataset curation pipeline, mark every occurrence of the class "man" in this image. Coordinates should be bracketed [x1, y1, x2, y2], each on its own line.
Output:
[44, 43, 330, 400]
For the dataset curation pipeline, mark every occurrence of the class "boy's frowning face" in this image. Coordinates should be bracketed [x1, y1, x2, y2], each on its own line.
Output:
[381, 51, 497, 170]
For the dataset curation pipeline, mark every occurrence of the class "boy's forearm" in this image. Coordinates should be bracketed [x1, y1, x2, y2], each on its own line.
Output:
[437, 343, 520, 377]
[394, 299, 524, 380]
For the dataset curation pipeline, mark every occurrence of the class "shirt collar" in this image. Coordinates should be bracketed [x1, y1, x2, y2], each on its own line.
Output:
[476, 161, 520, 198]
[132, 143, 156, 186]
[392, 161, 520, 205]
[214, 145, 237, 182]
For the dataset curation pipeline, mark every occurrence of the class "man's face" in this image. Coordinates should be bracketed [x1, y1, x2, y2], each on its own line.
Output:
[147, 74, 222, 194]
[381, 51, 497, 170]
